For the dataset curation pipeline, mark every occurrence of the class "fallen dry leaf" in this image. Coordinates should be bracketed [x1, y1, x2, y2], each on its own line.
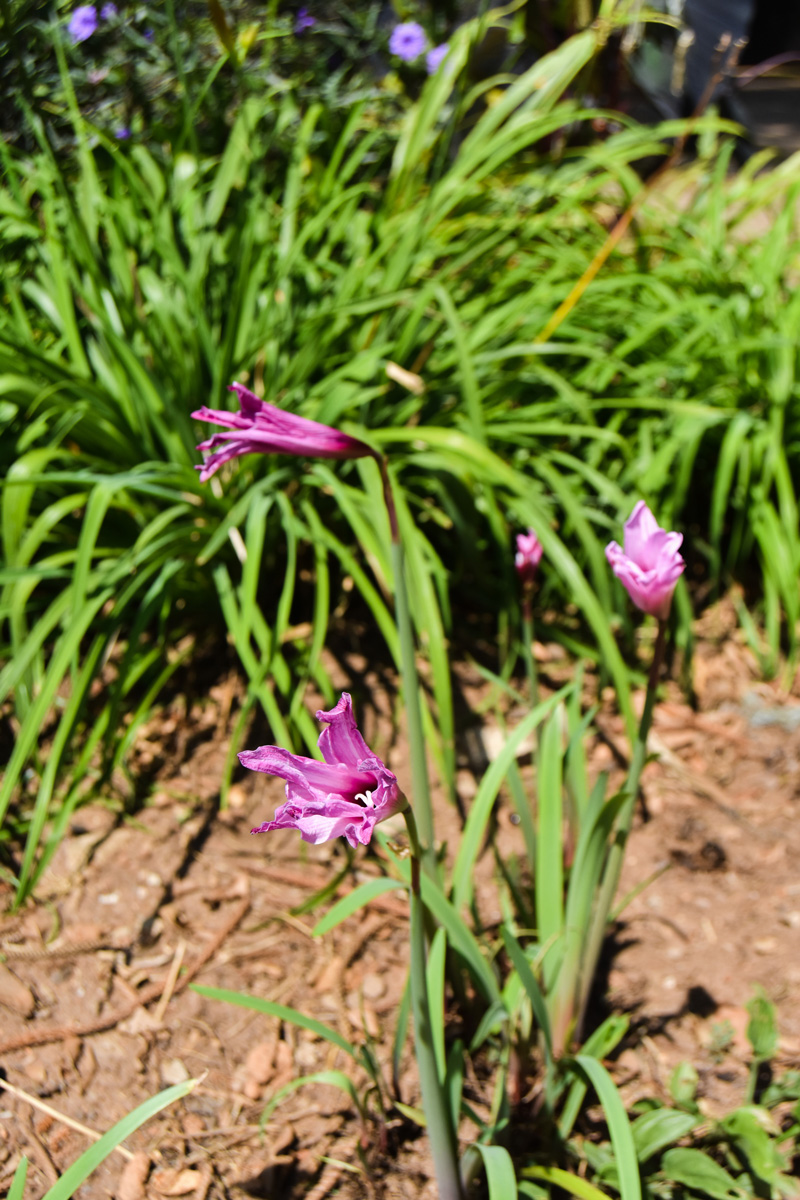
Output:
[0, 964, 35, 1017]
[150, 1167, 204, 1196]
[117, 1151, 150, 1200]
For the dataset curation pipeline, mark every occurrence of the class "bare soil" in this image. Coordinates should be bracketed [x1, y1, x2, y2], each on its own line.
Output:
[2, 597, 799, 1199]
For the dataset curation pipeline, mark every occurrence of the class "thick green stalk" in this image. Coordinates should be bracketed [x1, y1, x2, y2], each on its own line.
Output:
[381, 459, 436, 870]
[575, 619, 667, 1042]
[405, 811, 465, 1200]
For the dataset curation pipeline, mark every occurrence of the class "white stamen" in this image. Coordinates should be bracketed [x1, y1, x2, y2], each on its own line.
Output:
[355, 791, 375, 807]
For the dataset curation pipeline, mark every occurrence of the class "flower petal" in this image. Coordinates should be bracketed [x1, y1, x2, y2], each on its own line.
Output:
[238, 745, 367, 798]
[315, 692, 374, 769]
[251, 797, 377, 848]
[622, 501, 661, 565]
[607, 503, 685, 619]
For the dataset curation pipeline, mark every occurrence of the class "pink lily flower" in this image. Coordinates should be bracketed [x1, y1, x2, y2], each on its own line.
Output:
[605, 501, 685, 620]
[242, 693, 406, 848]
[193, 383, 375, 482]
[515, 528, 543, 585]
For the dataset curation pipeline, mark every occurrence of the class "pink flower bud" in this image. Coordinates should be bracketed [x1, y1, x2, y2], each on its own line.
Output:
[515, 528, 543, 586]
[605, 501, 685, 620]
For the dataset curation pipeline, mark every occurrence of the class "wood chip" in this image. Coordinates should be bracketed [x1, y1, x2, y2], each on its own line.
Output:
[150, 1167, 204, 1196]
[244, 1041, 276, 1087]
[160, 1058, 190, 1087]
[0, 964, 35, 1017]
[116, 1151, 150, 1200]
[314, 956, 344, 993]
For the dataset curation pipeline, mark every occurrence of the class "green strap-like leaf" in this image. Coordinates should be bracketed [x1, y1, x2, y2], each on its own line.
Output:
[463, 1144, 518, 1200]
[660, 1148, 744, 1200]
[41, 1079, 197, 1200]
[523, 1165, 612, 1200]
[500, 926, 552, 1060]
[191, 985, 358, 1060]
[312, 878, 405, 937]
[261, 1070, 365, 1126]
[572, 1055, 642, 1200]
[7, 1157, 28, 1200]
[452, 686, 571, 911]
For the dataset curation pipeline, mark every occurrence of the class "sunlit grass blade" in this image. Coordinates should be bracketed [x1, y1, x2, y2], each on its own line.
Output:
[501, 925, 552, 1061]
[523, 1165, 613, 1200]
[191, 985, 359, 1060]
[571, 1055, 642, 1200]
[40, 1079, 198, 1200]
[426, 926, 448, 1083]
[452, 686, 571, 912]
[312, 878, 405, 937]
[462, 1143, 518, 1200]
[535, 708, 564, 991]
[261, 1069, 366, 1127]
[7, 1157, 28, 1200]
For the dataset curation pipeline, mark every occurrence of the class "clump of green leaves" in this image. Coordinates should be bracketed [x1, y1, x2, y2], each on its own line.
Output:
[566, 989, 800, 1200]
[2, 2, 800, 904]
[1, 0, 392, 155]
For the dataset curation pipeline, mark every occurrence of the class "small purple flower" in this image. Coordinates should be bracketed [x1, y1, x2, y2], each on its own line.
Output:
[100, 2, 117, 18]
[606, 501, 685, 620]
[193, 382, 376, 482]
[515, 528, 543, 586]
[68, 5, 98, 43]
[144, 27, 154, 41]
[389, 21, 428, 63]
[115, 126, 131, 140]
[243, 693, 407, 848]
[426, 43, 449, 74]
[294, 7, 315, 33]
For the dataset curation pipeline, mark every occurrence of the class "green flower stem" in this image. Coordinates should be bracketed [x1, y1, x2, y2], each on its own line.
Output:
[521, 592, 540, 710]
[381, 458, 436, 874]
[405, 810, 465, 1200]
[575, 618, 667, 1042]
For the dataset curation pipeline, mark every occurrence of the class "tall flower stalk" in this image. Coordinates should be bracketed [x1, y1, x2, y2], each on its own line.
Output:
[405, 810, 465, 1200]
[239, 697, 463, 1200]
[575, 503, 684, 1039]
[516, 527, 543, 708]
[379, 458, 437, 874]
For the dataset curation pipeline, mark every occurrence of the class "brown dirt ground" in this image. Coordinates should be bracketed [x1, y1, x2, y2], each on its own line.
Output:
[1, 597, 800, 1199]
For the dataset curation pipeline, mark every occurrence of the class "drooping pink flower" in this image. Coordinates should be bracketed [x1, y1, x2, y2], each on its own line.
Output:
[389, 22, 427, 62]
[243, 693, 406, 848]
[515, 528, 543, 585]
[192, 383, 375, 482]
[605, 501, 685, 620]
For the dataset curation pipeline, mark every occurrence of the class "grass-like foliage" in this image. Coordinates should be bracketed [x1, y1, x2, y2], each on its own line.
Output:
[1, 4, 800, 900]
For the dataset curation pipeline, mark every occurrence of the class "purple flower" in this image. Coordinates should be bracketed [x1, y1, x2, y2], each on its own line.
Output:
[193, 382, 376, 482]
[605, 501, 685, 620]
[100, 2, 117, 18]
[389, 21, 428, 63]
[426, 43, 449, 74]
[115, 126, 131, 140]
[144, 27, 154, 41]
[294, 7, 315, 33]
[515, 528, 543, 586]
[243, 693, 407, 848]
[68, 5, 98, 42]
